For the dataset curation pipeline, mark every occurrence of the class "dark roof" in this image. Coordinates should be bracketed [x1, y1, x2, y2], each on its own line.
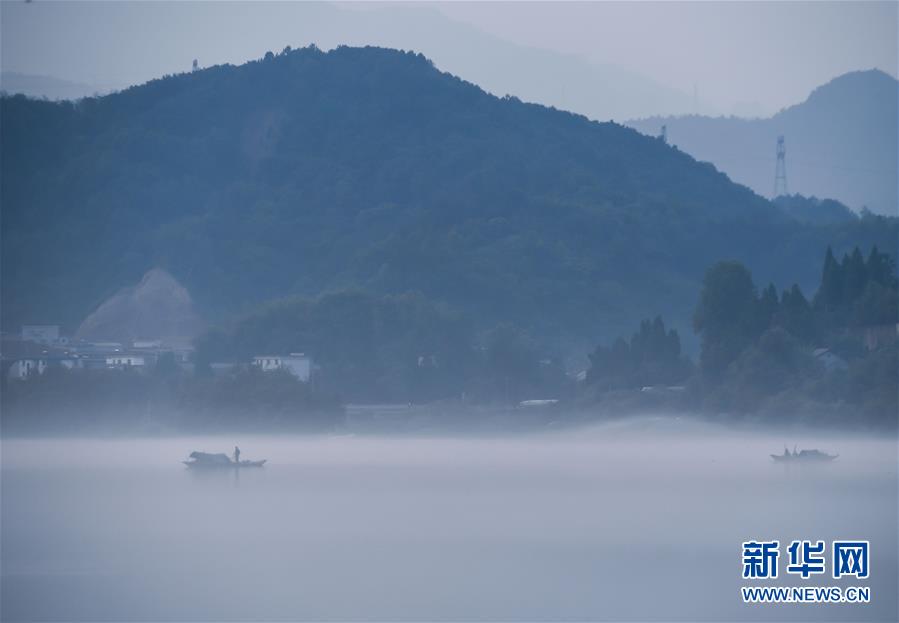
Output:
[0, 339, 75, 361]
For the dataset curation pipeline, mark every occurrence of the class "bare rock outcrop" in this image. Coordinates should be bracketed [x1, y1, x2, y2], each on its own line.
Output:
[76, 269, 204, 345]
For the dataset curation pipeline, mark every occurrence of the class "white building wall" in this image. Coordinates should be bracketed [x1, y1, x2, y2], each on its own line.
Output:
[252, 354, 312, 382]
[106, 356, 146, 367]
[8, 359, 47, 381]
[282, 357, 312, 382]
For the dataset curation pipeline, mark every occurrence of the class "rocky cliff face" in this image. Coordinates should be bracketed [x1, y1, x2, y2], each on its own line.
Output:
[76, 269, 204, 345]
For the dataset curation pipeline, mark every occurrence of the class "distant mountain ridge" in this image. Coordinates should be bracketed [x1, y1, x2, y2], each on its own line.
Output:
[1, 2, 694, 119]
[627, 70, 898, 215]
[0, 71, 116, 100]
[1, 47, 895, 351]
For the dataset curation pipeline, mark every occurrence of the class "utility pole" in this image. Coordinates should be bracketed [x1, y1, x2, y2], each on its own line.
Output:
[659, 124, 668, 144]
[773, 135, 788, 198]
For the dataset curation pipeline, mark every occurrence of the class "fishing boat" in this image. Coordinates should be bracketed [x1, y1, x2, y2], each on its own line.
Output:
[770, 446, 838, 462]
[182, 451, 266, 468]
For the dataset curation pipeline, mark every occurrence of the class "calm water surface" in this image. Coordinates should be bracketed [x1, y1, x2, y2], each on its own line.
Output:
[2, 417, 896, 621]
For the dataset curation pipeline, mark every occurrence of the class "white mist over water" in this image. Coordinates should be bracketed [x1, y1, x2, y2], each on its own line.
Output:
[2, 417, 896, 621]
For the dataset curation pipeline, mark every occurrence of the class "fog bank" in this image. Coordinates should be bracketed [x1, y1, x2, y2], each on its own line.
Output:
[2, 418, 896, 621]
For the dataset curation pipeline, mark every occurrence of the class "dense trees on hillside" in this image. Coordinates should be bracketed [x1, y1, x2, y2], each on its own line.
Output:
[693, 262, 765, 378]
[472, 324, 568, 403]
[195, 291, 474, 403]
[578, 245, 896, 425]
[4, 245, 895, 431]
[688, 247, 897, 423]
[586, 317, 692, 389]
[2, 46, 896, 350]
[692, 246, 897, 376]
[2, 46, 896, 430]
[194, 292, 566, 404]
[773, 195, 856, 225]
[814, 246, 898, 327]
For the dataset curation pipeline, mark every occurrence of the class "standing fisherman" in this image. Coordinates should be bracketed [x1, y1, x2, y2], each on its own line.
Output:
[234, 445, 241, 464]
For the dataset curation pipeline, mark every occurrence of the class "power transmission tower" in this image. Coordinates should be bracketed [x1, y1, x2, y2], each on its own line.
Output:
[773, 135, 788, 198]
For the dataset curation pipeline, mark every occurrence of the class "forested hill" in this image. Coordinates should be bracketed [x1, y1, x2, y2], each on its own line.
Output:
[2, 46, 894, 348]
[627, 70, 898, 215]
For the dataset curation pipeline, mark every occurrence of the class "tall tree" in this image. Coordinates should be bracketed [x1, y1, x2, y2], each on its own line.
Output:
[759, 283, 779, 329]
[693, 261, 762, 377]
[777, 285, 815, 342]
[866, 246, 897, 289]
[814, 246, 842, 312]
[843, 247, 868, 303]
[588, 316, 690, 388]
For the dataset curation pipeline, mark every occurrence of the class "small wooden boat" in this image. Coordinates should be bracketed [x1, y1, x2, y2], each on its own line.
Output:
[183, 451, 267, 468]
[771, 447, 838, 462]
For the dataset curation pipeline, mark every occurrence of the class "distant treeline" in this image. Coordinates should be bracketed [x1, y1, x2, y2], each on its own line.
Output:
[1, 365, 342, 434]
[584, 246, 897, 427]
[3, 246, 895, 433]
[2, 292, 571, 433]
[194, 291, 568, 404]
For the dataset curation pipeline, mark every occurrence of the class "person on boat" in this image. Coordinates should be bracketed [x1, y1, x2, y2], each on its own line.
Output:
[234, 446, 241, 464]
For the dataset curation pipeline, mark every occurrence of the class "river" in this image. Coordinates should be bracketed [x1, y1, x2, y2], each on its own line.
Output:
[2, 417, 896, 621]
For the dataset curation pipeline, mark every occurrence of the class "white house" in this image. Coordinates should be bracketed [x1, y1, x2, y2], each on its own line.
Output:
[2, 338, 82, 381]
[106, 355, 147, 368]
[7, 358, 48, 381]
[5, 355, 80, 381]
[252, 353, 312, 382]
[132, 340, 163, 349]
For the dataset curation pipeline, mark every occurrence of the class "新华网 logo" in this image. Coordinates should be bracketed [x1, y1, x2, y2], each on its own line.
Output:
[832, 541, 869, 579]
[741, 539, 870, 605]
[742, 540, 780, 579]
[742, 539, 868, 579]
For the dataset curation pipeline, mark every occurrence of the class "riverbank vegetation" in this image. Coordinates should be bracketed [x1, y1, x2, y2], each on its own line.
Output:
[3, 247, 895, 434]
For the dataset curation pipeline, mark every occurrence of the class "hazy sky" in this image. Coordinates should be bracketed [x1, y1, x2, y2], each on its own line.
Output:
[437, 1, 898, 113]
[1, 1, 896, 116]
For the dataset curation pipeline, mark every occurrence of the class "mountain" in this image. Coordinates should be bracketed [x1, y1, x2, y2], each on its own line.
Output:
[289, 4, 696, 121]
[772, 195, 857, 226]
[0, 71, 115, 100]
[1, 47, 895, 351]
[627, 70, 898, 216]
[1, 2, 694, 119]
